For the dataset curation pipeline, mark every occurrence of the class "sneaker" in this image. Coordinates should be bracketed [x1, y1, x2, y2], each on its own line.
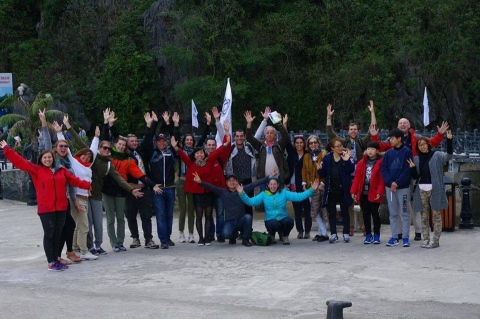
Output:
[197, 238, 205, 246]
[297, 232, 303, 239]
[89, 248, 99, 256]
[317, 235, 329, 242]
[364, 233, 373, 244]
[343, 234, 350, 243]
[48, 261, 64, 272]
[145, 239, 160, 249]
[179, 233, 186, 243]
[113, 246, 120, 252]
[312, 235, 321, 241]
[118, 244, 127, 251]
[426, 242, 439, 249]
[130, 238, 141, 248]
[283, 236, 290, 245]
[188, 234, 195, 244]
[56, 260, 69, 270]
[329, 234, 339, 243]
[167, 240, 175, 247]
[414, 233, 422, 241]
[421, 239, 430, 248]
[229, 238, 236, 245]
[402, 238, 410, 247]
[160, 242, 169, 249]
[303, 232, 310, 239]
[373, 234, 381, 244]
[242, 239, 252, 247]
[80, 251, 99, 260]
[96, 247, 107, 255]
[386, 238, 399, 247]
[205, 238, 212, 246]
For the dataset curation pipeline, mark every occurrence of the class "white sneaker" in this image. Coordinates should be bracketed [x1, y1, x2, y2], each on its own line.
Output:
[188, 234, 195, 243]
[80, 251, 99, 260]
[179, 233, 186, 243]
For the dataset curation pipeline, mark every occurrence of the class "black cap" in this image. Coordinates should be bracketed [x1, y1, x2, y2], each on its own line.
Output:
[156, 133, 167, 141]
[366, 141, 380, 150]
[225, 174, 238, 181]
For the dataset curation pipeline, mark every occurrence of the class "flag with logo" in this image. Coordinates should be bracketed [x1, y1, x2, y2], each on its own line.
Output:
[216, 78, 232, 146]
[192, 99, 199, 128]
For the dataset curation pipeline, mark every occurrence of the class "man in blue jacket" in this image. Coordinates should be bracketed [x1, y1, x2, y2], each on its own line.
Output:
[381, 128, 413, 247]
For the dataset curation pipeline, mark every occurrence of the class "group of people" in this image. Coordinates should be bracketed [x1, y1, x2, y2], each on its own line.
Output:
[0, 101, 453, 272]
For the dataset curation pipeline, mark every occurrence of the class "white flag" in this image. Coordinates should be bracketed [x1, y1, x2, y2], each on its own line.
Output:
[192, 100, 199, 128]
[216, 78, 232, 146]
[423, 87, 430, 127]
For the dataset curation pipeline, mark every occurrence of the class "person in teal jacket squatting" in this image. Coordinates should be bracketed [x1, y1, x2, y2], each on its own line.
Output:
[237, 175, 320, 245]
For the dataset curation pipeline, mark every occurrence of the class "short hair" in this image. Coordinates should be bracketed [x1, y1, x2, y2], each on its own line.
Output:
[326, 137, 344, 152]
[388, 128, 404, 139]
[349, 123, 359, 129]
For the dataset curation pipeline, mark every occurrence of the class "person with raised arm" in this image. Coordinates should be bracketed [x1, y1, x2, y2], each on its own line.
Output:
[238, 175, 320, 245]
[409, 129, 453, 248]
[317, 138, 356, 243]
[0, 140, 90, 271]
[171, 128, 231, 246]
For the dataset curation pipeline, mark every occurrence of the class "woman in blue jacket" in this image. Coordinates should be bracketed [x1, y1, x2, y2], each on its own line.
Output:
[317, 137, 355, 244]
[238, 176, 319, 245]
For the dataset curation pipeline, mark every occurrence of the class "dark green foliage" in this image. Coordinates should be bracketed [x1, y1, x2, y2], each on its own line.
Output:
[1, 0, 479, 134]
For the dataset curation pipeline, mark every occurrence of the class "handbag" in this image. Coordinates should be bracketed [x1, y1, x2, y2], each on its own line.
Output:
[251, 231, 272, 246]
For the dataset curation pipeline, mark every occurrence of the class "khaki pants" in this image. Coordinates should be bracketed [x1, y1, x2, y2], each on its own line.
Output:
[71, 197, 89, 254]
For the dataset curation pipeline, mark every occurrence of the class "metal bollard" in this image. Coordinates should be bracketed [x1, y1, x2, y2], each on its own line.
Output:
[459, 177, 475, 229]
[326, 300, 352, 319]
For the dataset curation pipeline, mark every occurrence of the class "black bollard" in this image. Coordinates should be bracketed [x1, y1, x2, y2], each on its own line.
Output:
[459, 177, 474, 229]
[326, 300, 352, 319]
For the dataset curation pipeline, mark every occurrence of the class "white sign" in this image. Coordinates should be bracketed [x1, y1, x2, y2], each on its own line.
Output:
[0, 73, 13, 98]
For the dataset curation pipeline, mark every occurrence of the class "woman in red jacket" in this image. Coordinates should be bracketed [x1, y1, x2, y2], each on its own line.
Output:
[350, 141, 385, 245]
[0, 140, 90, 272]
[171, 134, 231, 246]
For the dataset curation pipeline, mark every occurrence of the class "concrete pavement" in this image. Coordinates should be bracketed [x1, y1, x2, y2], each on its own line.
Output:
[0, 199, 479, 319]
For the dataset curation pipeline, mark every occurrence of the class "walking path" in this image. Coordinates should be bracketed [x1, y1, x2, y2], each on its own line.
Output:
[0, 199, 479, 318]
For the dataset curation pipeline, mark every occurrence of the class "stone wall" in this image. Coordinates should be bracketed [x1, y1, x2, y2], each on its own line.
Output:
[0, 169, 30, 202]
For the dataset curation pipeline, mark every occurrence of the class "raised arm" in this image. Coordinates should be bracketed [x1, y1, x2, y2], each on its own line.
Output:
[245, 110, 262, 151]
[63, 115, 88, 149]
[38, 109, 52, 151]
[326, 104, 338, 140]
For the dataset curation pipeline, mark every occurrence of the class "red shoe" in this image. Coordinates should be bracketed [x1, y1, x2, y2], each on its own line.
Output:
[349, 230, 354, 236]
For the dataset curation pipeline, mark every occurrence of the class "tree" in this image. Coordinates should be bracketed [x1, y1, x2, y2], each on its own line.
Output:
[0, 84, 63, 158]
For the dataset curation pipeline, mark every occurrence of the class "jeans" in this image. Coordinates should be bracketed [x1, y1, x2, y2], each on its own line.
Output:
[39, 211, 66, 263]
[265, 217, 294, 237]
[214, 196, 225, 239]
[153, 188, 175, 244]
[223, 215, 253, 240]
[125, 189, 153, 241]
[87, 198, 104, 250]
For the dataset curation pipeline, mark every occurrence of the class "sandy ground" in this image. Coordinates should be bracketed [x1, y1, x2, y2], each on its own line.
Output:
[0, 199, 479, 319]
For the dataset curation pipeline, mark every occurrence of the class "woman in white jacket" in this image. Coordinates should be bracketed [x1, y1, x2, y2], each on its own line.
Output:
[54, 118, 100, 260]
